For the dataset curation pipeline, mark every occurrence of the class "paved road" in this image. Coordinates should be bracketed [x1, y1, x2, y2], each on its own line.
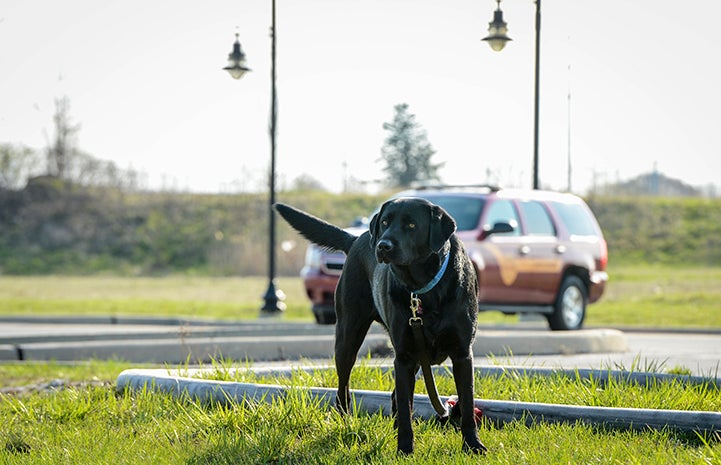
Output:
[245, 330, 721, 377]
[0, 317, 718, 376]
[471, 331, 721, 377]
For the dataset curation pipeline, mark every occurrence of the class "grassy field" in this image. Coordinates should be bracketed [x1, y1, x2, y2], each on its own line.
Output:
[587, 265, 721, 328]
[0, 361, 719, 464]
[0, 276, 313, 321]
[1, 264, 720, 328]
[1, 265, 720, 463]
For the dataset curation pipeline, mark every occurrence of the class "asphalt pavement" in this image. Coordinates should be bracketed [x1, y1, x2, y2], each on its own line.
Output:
[0, 316, 719, 376]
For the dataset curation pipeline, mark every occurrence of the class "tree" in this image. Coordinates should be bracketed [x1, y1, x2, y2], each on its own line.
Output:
[41, 96, 143, 191]
[0, 143, 40, 189]
[379, 103, 443, 188]
[290, 174, 326, 192]
[46, 96, 81, 179]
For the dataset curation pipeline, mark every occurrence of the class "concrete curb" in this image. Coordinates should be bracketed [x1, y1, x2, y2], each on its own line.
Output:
[6, 329, 627, 363]
[0, 316, 245, 327]
[471, 328, 627, 356]
[14, 334, 391, 363]
[0, 344, 18, 361]
[116, 367, 721, 434]
[0, 323, 341, 345]
[246, 364, 721, 389]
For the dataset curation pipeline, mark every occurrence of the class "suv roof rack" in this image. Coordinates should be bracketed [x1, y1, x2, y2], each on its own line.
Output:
[410, 183, 501, 192]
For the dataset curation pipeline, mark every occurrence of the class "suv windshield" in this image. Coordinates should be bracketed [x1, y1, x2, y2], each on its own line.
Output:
[420, 195, 485, 231]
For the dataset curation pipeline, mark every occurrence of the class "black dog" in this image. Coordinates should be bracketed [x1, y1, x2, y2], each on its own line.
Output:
[275, 198, 486, 454]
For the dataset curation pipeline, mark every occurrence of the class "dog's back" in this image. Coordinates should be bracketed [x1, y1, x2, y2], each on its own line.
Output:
[274, 203, 357, 253]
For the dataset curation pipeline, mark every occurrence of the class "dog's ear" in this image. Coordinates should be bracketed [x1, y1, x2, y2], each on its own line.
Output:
[369, 200, 391, 246]
[428, 204, 456, 253]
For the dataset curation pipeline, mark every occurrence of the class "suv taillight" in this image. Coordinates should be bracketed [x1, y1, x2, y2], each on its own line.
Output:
[599, 238, 608, 271]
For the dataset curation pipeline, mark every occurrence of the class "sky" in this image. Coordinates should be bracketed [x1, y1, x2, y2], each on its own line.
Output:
[1, 0, 720, 195]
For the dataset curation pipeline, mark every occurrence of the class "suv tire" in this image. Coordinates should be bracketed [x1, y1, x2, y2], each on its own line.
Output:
[313, 305, 336, 325]
[547, 275, 587, 331]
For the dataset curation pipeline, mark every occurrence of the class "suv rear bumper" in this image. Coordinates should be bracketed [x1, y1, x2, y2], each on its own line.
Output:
[302, 269, 338, 324]
[302, 269, 338, 307]
[588, 270, 608, 303]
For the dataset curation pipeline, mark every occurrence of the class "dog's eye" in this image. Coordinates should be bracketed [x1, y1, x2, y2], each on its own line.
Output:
[381, 220, 388, 227]
[408, 223, 416, 229]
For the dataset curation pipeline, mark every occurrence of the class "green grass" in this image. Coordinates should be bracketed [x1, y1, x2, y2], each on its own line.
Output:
[0, 360, 135, 389]
[0, 276, 312, 321]
[1, 264, 720, 328]
[1, 265, 719, 462]
[1, 361, 719, 464]
[200, 359, 721, 412]
[586, 265, 721, 328]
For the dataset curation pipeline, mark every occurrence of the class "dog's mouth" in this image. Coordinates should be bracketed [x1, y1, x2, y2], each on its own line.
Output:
[376, 248, 404, 265]
[376, 249, 409, 266]
[376, 251, 392, 264]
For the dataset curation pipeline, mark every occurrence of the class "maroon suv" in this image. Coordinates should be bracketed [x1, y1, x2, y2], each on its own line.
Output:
[301, 186, 608, 330]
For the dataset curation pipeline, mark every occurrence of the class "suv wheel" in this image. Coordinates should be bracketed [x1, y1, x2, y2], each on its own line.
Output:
[313, 305, 336, 325]
[547, 275, 587, 331]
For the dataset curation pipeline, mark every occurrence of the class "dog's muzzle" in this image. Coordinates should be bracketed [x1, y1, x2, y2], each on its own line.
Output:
[375, 239, 394, 264]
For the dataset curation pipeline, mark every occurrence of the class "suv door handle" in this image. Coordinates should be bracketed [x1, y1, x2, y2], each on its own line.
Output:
[519, 245, 531, 255]
[555, 245, 567, 254]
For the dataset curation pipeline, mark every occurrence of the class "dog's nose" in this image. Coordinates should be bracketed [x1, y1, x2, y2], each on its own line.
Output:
[376, 239, 393, 253]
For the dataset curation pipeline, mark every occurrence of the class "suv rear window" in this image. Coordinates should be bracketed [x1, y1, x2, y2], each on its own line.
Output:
[422, 195, 485, 231]
[552, 201, 598, 236]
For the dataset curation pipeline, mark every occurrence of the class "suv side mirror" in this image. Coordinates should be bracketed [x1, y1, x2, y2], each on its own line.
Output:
[478, 221, 515, 240]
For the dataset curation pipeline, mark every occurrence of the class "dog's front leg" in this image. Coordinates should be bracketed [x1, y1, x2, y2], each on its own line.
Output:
[452, 354, 487, 454]
[393, 358, 416, 454]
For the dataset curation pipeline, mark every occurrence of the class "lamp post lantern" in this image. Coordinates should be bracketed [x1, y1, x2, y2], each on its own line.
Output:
[223, 33, 251, 80]
[224, 0, 286, 316]
[482, 0, 542, 190]
[482, 0, 512, 51]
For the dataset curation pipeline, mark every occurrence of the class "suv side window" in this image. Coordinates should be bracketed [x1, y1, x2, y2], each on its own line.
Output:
[484, 199, 520, 236]
[519, 200, 556, 236]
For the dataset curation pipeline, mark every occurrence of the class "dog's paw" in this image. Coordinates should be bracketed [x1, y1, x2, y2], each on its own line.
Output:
[397, 440, 414, 455]
[462, 438, 488, 455]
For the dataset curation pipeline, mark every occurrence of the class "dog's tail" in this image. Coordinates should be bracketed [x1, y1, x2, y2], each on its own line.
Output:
[274, 203, 357, 254]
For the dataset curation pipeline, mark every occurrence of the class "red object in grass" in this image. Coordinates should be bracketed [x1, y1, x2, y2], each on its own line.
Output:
[445, 399, 483, 423]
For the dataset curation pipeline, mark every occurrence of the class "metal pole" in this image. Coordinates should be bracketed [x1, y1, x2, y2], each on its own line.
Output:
[261, 0, 285, 314]
[567, 64, 572, 192]
[532, 0, 541, 190]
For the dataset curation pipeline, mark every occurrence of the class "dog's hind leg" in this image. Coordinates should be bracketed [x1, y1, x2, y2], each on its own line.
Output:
[334, 311, 374, 413]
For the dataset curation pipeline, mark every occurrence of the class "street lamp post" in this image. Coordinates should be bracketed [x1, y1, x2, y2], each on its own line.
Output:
[224, 0, 286, 316]
[482, 0, 542, 190]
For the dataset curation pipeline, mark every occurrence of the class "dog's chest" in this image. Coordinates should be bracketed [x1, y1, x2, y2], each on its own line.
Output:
[384, 297, 454, 355]
[406, 315, 456, 364]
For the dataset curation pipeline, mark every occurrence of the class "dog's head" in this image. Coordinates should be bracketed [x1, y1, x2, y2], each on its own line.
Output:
[369, 197, 456, 265]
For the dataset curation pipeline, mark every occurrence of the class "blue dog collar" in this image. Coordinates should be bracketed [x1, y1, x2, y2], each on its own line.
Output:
[413, 247, 450, 295]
